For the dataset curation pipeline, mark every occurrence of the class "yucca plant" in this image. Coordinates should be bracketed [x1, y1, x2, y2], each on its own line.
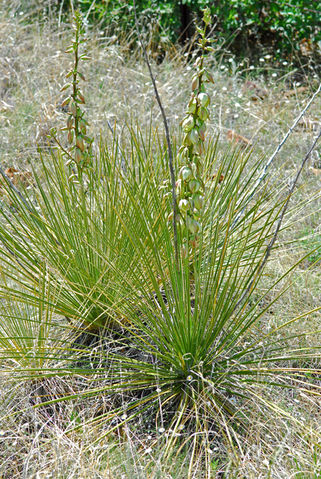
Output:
[52, 10, 321, 473]
[75, 159, 321, 476]
[31, 128, 318, 477]
[0, 132, 171, 329]
[0, 13, 169, 331]
[2, 135, 320, 474]
[0, 266, 66, 373]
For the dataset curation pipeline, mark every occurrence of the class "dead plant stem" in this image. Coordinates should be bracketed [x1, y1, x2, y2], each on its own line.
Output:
[234, 127, 321, 313]
[133, 0, 179, 267]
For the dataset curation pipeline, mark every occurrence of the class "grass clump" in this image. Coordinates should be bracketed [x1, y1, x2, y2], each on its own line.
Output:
[0, 8, 321, 478]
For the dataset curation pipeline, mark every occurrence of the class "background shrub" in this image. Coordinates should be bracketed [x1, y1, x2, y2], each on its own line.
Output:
[50, 0, 321, 62]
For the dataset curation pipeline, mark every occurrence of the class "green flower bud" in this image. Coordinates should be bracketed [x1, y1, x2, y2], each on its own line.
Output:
[187, 98, 197, 114]
[60, 83, 71, 92]
[198, 92, 210, 107]
[176, 179, 182, 195]
[179, 199, 190, 212]
[183, 133, 192, 146]
[203, 7, 211, 26]
[189, 129, 199, 144]
[194, 57, 202, 68]
[193, 194, 204, 210]
[78, 92, 85, 104]
[61, 97, 71, 108]
[179, 147, 189, 160]
[199, 124, 206, 141]
[186, 216, 200, 234]
[198, 107, 209, 121]
[79, 119, 87, 134]
[197, 141, 204, 155]
[182, 116, 195, 132]
[205, 71, 214, 83]
[191, 161, 198, 176]
[189, 179, 201, 193]
[179, 167, 193, 181]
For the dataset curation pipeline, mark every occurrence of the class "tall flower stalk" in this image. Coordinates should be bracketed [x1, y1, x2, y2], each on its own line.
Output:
[176, 8, 214, 255]
[60, 11, 93, 183]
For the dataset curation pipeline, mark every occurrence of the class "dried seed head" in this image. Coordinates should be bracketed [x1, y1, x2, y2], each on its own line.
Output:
[67, 115, 73, 130]
[70, 102, 77, 116]
[76, 136, 85, 151]
[75, 148, 82, 163]
[191, 75, 198, 91]
[78, 92, 85, 104]
[67, 129, 74, 144]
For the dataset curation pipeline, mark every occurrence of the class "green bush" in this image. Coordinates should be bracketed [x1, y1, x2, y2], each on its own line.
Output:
[18, 1, 321, 63]
[69, 0, 321, 59]
[212, 0, 321, 58]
